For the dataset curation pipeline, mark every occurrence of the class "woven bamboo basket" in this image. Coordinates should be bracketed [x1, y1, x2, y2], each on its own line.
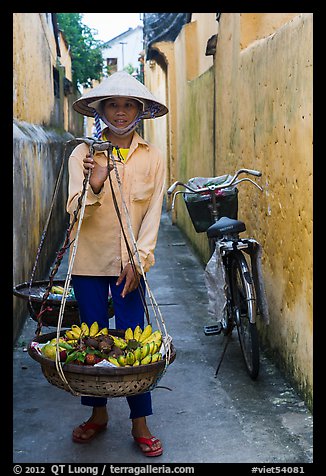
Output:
[13, 280, 114, 327]
[28, 329, 176, 398]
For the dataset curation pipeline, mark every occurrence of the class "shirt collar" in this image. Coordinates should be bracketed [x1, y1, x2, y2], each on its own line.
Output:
[124, 132, 149, 161]
[130, 131, 149, 150]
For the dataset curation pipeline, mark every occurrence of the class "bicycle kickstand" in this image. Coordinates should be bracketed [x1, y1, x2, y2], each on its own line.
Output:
[215, 333, 231, 377]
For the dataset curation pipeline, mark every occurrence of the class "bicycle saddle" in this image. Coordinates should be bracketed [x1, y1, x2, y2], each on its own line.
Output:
[206, 216, 246, 238]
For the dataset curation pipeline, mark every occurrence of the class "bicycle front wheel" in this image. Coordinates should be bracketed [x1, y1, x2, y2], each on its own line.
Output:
[230, 251, 259, 379]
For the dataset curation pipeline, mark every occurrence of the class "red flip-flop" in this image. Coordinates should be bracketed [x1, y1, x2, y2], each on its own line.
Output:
[72, 421, 107, 444]
[134, 436, 163, 457]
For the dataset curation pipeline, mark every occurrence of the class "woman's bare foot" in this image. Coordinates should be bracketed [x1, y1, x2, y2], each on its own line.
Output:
[72, 406, 108, 443]
[131, 417, 163, 456]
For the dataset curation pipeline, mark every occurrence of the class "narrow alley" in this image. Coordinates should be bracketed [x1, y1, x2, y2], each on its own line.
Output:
[13, 208, 313, 466]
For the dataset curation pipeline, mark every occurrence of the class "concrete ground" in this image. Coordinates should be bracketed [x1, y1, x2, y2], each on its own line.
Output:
[13, 209, 313, 465]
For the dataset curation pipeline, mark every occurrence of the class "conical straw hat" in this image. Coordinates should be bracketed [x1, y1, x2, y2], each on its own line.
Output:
[73, 71, 168, 119]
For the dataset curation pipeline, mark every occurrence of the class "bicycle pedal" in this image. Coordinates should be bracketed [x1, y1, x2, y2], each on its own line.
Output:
[204, 324, 222, 336]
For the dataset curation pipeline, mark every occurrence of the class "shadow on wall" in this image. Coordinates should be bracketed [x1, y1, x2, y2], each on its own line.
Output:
[13, 120, 75, 342]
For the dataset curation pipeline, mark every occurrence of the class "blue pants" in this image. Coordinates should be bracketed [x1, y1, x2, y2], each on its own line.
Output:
[71, 275, 153, 419]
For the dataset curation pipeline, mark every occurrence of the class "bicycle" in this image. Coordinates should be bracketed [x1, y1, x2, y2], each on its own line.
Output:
[167, 168, 266, 380]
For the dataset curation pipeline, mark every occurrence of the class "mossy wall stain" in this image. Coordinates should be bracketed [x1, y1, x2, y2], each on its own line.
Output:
[175, 68, 215, 262]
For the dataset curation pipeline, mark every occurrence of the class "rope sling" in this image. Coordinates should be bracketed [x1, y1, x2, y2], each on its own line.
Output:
[28, 132, 172, 396]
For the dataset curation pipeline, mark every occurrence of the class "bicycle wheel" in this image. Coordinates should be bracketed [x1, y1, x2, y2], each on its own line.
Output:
[230, 250, 259, 379]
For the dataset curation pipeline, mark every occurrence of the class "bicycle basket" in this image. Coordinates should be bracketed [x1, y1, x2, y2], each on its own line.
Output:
[183, 175, 238, 233]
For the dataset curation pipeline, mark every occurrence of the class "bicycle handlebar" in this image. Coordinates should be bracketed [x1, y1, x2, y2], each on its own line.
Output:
[167, 168, 262, 196]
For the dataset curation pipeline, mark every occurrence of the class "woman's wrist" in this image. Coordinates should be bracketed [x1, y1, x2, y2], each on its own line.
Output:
[90, 181, 104, 194]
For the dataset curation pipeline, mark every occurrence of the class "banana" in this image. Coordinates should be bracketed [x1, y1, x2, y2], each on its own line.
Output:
[133, 347, 142, 361]
[71, 324, 82, 336]
[117, 355, 127, 366]
[139, 324, 152, 343]
[80, 322, 90, 337]
[126, 351, 135, 365]
[151, 352, 162, 363]
[141, 330, 162, 345]
[108, 356, 120, 366]
[124, 327, 133, 341]
[141, 354, 152, 365]
[133, 360, 140, 366]
[65, 329, 80, 340]
[51, 285, 64, 295]
[148, 341, 156, 355]
[95, 327, 109, 337]
[89, 321, 99, 337]
[140, 343, 150, 359]
[152, 342, 160, 354]
[66, 339, 78, 345]
[133, 325, 142, 341]
[111, 335, 128, 350]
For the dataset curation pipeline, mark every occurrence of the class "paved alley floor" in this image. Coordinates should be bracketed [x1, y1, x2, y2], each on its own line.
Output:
[13, 209, 313, 467]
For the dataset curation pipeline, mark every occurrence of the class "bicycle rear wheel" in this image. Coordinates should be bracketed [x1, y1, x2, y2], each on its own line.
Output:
[230, 251, 259, 379]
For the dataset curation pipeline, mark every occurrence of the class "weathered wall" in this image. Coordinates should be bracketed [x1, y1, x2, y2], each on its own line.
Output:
[13, 122, 74, 341]
[174, 67, 215, 259]
[13, 13, 82, 135]
[144, 13, 313, 408]
[13, 13, 82, 342]
[168, 17, 217, 258]
[143, 59, 168, 177]
[13, 13, 56, 125]
[215, 13, 313, 407]
[189, 13, 215, 77]
[240, 13, 300, 50]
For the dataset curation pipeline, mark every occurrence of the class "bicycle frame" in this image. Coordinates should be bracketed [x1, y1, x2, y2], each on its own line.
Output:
[211, 237, 257, 325]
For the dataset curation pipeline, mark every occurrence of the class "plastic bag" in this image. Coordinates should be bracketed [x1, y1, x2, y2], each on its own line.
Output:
[204, 244, 227, 323]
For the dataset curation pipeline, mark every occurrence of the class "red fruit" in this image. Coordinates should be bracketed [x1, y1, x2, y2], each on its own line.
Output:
[85, 353, 97, 365]
[59, 350, 67, 362]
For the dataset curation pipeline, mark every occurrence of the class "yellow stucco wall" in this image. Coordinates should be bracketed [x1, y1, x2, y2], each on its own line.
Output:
[13, 13, 73, 130]
[13, 13, 56, 124]
[213, 13, 313, 406]
[190, 13, 216, 77]
[143, 62, 168, 169]
[240, 13, 300, 50]
[145, 12, 313, 407]
[13, 13, 78, 341]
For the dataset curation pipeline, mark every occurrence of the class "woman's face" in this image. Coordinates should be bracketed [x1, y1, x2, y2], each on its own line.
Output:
[102, 97, 141, 129]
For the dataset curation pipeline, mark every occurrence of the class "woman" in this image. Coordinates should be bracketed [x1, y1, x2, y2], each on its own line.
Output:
[67, 71, 168, 456]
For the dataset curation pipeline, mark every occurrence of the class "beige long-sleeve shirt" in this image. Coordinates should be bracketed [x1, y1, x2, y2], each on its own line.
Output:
[66, 132, 166, 276]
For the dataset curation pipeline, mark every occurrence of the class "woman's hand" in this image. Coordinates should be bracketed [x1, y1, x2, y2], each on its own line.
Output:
[116, 263, 142, 298]
[83, 153, 113, 194]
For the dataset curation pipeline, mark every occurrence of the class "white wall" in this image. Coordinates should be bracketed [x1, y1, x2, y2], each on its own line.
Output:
[101, 26, 143, 73]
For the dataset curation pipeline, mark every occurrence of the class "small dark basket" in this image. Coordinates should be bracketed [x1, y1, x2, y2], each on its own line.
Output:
[13, 280, 114, 328]
[183, 188, 239, 233]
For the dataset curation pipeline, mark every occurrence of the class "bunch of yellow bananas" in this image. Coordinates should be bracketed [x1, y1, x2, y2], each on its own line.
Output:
[124, 324, 154, 343]
[65, 321, 109, 341]
[63, 323, 164, 368]
[108, 325, 163, 367]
